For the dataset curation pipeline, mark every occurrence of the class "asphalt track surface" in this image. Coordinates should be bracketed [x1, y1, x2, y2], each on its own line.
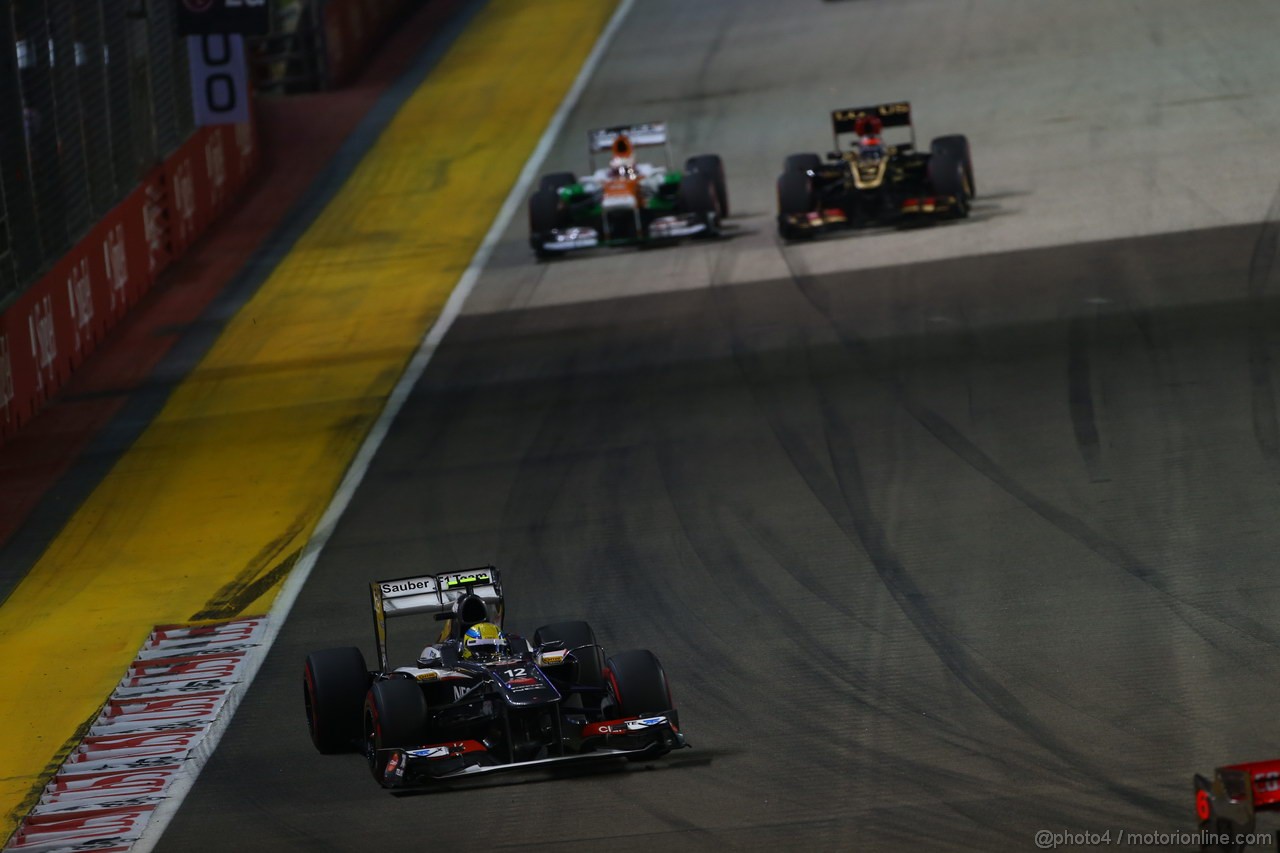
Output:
[160, 1, 1280, 850]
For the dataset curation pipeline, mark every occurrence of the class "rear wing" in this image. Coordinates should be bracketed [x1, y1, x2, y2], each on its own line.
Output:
[587, 121, 671, 169]
[831, 101, 915, 148]
[1194, 758, 1280, 837]
[370, 567, 503, 670]
[589, 121, 668, 152]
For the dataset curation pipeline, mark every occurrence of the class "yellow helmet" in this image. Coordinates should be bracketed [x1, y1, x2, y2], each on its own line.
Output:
[462, 622, 507, 661]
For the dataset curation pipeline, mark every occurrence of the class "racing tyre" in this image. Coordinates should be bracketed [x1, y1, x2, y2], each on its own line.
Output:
[533, 620, 606, 690]
[538, 171, 577, 193]
[303, 647, 369, 754]
[684, 154, 729, 217]
[606, 649, 673, 717]
[927, 149, 970, 219]
[783, 152, 822, 175]
[364, 678, 428, 785]
[528, 188, 565, 258]
[776, 170, 815, 240]
[930, 134, 975, 198]
[606, 649, 675, 761]
[677, 171, 721, 237]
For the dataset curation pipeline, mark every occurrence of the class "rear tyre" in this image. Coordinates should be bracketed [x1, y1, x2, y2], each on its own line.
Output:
[529, 188, 565, 258]
[684, 154, 729, 217]
[364, 678, 428, 785]
[783, 152, 822, 175]
[538, 171, 577, 193]
[930, 134, 974, 198]
[303, 647, 369, 754]
[776, 170, 815, 240]
[533, 621, 605, 692]
[677, 171, 721, 237]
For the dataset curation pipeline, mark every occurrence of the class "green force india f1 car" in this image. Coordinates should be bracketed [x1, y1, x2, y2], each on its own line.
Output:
[528, 122, 728, 258]
[776, 101, 975, 240]
[302, 567, 687, 788]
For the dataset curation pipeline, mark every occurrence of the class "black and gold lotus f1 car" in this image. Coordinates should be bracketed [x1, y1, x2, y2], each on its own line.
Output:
[776, 101, 974, 240]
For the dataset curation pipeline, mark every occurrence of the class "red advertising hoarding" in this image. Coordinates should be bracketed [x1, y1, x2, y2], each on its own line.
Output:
[0, 120, 259, 446]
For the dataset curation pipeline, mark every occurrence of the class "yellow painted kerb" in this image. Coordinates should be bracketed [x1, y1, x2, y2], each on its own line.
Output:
[0, 0, 619, 839]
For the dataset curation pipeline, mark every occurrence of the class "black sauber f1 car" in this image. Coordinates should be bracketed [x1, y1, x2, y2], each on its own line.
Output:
[1194, 758, 1280, 850]
[776, 101, 975, 240]
[302, 567, 686, 788]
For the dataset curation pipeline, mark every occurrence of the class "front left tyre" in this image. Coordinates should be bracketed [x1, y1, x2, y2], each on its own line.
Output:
[929, 134, 974, 198]
[303, 647, 369, 754]
[606, 649, 676, 761]
[926, 148, 970, 219]
[605, 649, 673, 717]
[533, 620, 606, 692]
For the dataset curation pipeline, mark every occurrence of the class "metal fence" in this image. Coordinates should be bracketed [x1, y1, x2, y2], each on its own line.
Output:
[0, 0, 196, 306]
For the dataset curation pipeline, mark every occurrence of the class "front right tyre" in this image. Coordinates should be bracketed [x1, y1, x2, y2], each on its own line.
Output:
[363, 677, 428, 785]
[776, 170, 816, 240]
[606, 649, 676, 761]
[677, 171, 721, 238]
[529, 188, 567, 258]
[684, 154, 729, 218]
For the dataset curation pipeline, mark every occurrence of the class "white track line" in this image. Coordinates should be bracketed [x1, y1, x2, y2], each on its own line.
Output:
[133, 1, 635, 848]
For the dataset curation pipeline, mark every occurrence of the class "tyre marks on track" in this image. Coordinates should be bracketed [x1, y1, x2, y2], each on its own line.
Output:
[190, 516, 307, 621]
[657, 463, 1062, 805]
[1067, 315, 1106, 483]
[689, 242, 1280, 820]
[641, 406, 1044, 847]
[775, 248, 1280, 661]
[1247, 182, 1280, 487]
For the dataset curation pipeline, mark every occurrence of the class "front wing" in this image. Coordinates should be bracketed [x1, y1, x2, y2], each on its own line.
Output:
[780, 193, 964, 236]
[537, 215, 710, 254]
[377, 713, 686, 787]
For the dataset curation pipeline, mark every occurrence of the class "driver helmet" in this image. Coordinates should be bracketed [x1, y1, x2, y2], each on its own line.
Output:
[852, 115, 886, 160]
[608, 133, 636, 177]
[462, 622, 509, 661]
[857, 136, 886, 162]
